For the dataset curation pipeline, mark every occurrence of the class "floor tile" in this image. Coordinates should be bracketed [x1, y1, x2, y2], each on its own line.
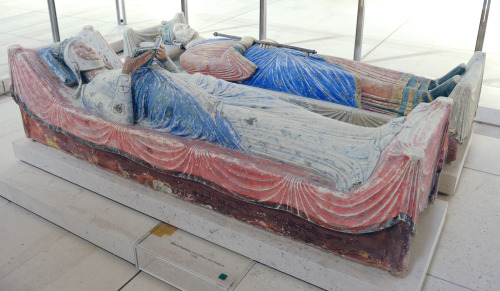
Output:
[188, 0, 261, 19]
[112, 3, 184, 29]
[0, 32, 34, 47]
[388, 0, 481, 52]
[232, 1, 360, 59]
[429, 169, 500, 291]
[196, 15, 260, 43]
[0, 1, 47, 11]
[2, 79, 11, 95]
[0, 95, 20, 123]
[55, 0, 117, 19]
[2, 161, 87, 212]
[472, 123, 500, 140]
[121, 272, 179, 291]
[0, 116, 23, 143]
[0, 141, 159, 264]
[362, 39, 432, 73]
[5, 15, 72, 44]
[363, 40, 474, 79]
[478, 85, 500, 111]
[422, 275, 472, 291]
[483, 53, 500, 88]
[111, 1, 260, 36]
[359, 0, 498, 83]
[60, 17, 125, 44]
[362, 0, 420, 43]
[62, 189, 159, 248]
[464, 133, 500, 176]
[0, 233, 138, 291]
[0, 12, 52, 34]
[475, 106, 500, 126]
[64, 6, 121, 25]
[0, 96, 25, 157]
[0, 5, 39, 19]
[0, 196, 9, 208]
[0, 203, 67, 279]
[235, 263, 322, 291]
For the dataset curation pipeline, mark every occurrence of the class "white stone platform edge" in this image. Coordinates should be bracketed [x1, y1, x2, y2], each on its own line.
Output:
[0, 78, 11, 95]
[438, 131, 473, 195]
[0, 166, 159, 264]
[12, 138, 448, 291]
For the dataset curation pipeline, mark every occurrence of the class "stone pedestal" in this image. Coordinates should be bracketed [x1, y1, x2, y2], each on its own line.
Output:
[438, 133, 473, 195]
[6, 138, 448, 290]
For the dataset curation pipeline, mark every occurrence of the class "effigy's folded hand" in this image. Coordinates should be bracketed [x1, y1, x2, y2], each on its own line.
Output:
[122, 51, 155, 75]
[155, 45, 168, 62]
[259, 39, 278, 49]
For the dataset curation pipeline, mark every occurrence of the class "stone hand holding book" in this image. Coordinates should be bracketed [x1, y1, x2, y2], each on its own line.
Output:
[132, 35, 164, 68]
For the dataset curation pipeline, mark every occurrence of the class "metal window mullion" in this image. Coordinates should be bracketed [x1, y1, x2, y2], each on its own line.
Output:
[47, 0, 60, 43]
[259, 0, 267, 40]
[475, 0, 491, 51]
[181, 0, 188, 24]
[354, 0, 365, 61]
[115, 0, 127, 25]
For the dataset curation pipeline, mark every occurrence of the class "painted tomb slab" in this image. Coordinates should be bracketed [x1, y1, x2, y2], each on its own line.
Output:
[9, 27, 453, 274]
[124, 14, 485, 155]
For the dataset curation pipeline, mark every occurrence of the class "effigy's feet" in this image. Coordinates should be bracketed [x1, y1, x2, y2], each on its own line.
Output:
[428, 63, 466, 89]
[419, 75, 461, 102]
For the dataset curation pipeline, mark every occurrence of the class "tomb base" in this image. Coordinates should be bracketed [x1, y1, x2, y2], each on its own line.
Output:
[2, 138, 448, 290]
[438, 130, 473, 195]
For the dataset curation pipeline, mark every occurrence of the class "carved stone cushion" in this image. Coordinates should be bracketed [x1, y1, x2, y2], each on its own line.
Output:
[38, 45, 79, 85]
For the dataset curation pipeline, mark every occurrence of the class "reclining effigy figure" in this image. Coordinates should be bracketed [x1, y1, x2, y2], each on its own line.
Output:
[9, 26, 454, 274]
[124, 13, 464, 117]
[59, 38, 406, 191]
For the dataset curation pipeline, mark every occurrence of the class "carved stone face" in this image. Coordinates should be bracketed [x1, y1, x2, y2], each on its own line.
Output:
[171, 23, 199, 46]
[69, 39, 102, 61]
[64, 38, 106, 79]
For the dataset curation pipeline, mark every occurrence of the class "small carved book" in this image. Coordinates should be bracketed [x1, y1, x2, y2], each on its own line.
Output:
[132, 36, 163, 67]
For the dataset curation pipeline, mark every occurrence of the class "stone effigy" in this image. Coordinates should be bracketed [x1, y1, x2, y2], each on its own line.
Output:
[65, 37, 405, 191]
[181, 37, 462, 113]
[9, 26, 453, 273]
[123, 13, 485, 151]
[126, 13, 461, 113]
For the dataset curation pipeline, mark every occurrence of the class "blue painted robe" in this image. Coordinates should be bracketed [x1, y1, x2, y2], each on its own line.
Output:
[130, 67, 403, 191]
[191, 39, 361, 108]
[240, 44, 360, 108]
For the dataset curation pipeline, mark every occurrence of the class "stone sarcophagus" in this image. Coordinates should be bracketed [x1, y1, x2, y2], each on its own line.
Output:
[9, 27, 454, 274]
[124, 14, 485, 166]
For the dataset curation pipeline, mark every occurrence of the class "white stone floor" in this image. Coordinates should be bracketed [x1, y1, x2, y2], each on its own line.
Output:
[0, 0, 500, 290]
